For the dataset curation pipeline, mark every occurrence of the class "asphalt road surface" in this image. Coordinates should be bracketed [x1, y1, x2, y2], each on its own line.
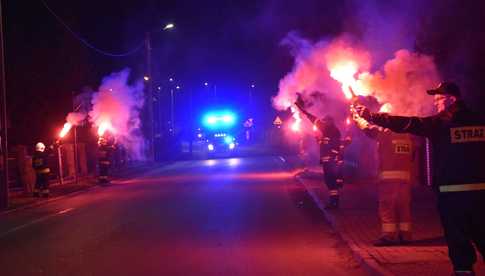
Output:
[0, 156, 368, 276]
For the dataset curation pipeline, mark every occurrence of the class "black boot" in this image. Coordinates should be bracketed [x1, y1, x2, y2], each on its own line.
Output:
[324, 196, 339, 210]
[453, 271, 475, 276]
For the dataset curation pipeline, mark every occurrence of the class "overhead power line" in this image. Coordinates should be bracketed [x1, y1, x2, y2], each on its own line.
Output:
[40, 0, 144, 57]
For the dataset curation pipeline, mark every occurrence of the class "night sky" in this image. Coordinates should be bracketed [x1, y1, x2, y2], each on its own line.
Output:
[4, 0, 485, 145]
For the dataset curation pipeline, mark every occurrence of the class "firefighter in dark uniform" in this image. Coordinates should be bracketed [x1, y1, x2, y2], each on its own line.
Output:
[32, 142, 50, 197]
[353, 82, 485, 276]
[336, 135, 351, 188]
[295, 95, 342, 209]
[97, 136, 115, 184]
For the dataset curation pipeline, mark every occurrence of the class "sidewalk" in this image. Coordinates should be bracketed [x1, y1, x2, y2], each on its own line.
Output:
[4, 161, 162, 213]
[295, 167, 485, 276]
[5, 177, 97, 212]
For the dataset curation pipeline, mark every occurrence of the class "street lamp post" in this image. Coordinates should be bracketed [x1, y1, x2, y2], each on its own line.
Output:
[170, 85, 181, 132]
[145, 32, 154, 161]
[170, 88, 174, 132]
[204, 82, 217, 100]
[145, 23, 174, 162]
[249, 84, 255, 112]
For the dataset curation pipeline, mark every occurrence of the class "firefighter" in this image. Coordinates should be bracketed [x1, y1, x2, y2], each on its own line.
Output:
[336, 135, 351, 188]
[32, 142, 50, 197]
[97, 136, 115, 184]
[353, 82, 485, 275]
[295, 95, 342, 209]
[354, 116, 414, 246]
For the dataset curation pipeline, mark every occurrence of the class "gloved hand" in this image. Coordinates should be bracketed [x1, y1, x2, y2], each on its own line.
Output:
[351, 104, 371, 121]
[353, 116, 369, 129]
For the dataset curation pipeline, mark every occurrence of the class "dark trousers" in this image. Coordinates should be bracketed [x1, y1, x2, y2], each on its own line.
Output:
[322, 161, 338, 191]
[35, 172, 49, 191]
[98, 162, 110, 182]
[438, 191, 485, 271]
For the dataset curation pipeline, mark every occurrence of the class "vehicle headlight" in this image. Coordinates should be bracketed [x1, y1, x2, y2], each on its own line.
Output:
[208, 144, 214, 151]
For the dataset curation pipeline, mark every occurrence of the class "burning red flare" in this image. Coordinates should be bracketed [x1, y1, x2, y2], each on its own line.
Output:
[379, 103, 393, 113]
[59, 122, 73, 138]
[290, 106, 302, 132]
[329, 61, 359, 100]
[97, 121, 115, 136]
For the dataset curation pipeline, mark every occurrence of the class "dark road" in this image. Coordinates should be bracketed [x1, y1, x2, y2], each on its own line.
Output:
[0, 156, 367, 276]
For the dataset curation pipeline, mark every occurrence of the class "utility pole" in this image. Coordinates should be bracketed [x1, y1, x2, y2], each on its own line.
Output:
[0, 0, 8, 209]
[72, 92, 79, 185]
[145, 32, 154, 161]
[170, 88, 174, 132]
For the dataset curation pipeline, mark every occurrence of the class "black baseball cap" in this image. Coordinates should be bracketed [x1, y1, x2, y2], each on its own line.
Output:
[426, 82, 461, 97]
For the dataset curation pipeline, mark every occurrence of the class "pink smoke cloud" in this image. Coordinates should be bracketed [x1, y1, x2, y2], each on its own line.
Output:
[89, 69, 145, 160]
[273, 35, 441, 119]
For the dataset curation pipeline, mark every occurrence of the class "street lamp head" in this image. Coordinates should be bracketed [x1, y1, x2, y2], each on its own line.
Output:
[204, 82, 209, 86]
[144, 76, 150, 81]
[251, 84, 255, 88]
[169, 78, 174, 82]
[176, 85, 181, 90]
[163, 23, 175, 30]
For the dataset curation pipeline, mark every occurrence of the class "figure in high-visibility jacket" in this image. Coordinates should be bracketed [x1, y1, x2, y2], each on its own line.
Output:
[295, 95, 342, 209]
[32, 142, 50, 197]
[356, 116, 415, 246]
[97, 137, 115, 184]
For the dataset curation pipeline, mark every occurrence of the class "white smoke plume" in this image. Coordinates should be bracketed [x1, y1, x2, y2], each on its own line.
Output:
[66, 112, 86, 126]
[89, 68, 145, 160]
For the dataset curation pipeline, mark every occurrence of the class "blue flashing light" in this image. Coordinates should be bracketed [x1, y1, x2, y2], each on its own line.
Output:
[207, 116, 217, 124]
[202, 110, 237, 129]
[224, 135, 234, 144]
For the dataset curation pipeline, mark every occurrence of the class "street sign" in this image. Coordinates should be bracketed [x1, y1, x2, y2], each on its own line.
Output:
[273, 116, 283, 126]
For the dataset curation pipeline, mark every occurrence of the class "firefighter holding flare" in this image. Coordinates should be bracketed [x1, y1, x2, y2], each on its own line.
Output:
[295, 94, 342, 209]
[32, 142, 51, 197]
[97, 135, 115, 184]
[352, 82, 485, 276]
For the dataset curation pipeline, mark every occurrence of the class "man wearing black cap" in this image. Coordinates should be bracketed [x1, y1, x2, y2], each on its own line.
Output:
[352, 82, 485, 276]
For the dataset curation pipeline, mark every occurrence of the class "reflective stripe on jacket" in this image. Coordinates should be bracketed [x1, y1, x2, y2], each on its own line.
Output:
[439, 183, 485, 192]
[379, 170, 410, 181]
[36, 168, 50, 174]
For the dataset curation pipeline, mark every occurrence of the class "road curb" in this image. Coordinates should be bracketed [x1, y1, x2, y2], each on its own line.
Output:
[277, 155, 392, 275]
[295, 175, 395, 276]
[1, 163, 164, 215]
[1, 182, 99, 215]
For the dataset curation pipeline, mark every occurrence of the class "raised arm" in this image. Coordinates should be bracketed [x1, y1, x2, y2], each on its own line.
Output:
[353, 105, 440, 138]
[294, 94, 318, 124]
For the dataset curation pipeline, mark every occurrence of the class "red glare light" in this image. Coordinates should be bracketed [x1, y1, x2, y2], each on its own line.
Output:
[98, 121, 114, 136]
[59, 122, 73, 138]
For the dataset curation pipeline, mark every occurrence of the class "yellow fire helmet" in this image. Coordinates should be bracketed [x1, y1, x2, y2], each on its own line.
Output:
[35, 142, 46, 152]
[98, 137, 107, 146]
